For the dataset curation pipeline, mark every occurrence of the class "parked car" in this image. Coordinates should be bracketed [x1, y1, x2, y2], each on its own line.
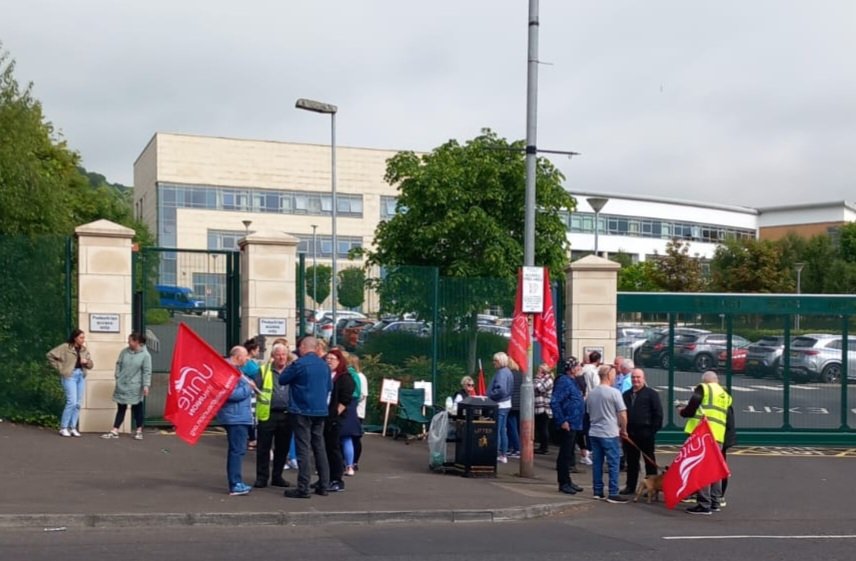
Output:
[616, 325, 659, 362]
[478, 324, 511, 339]
[359, 320, 431, 344]
[676, 333, 751, 372]
[744, 336, 789, 378]
[309, 309, 367, 339]
[337, 318, 375, 350]
[785, 334, 856, 383]
[717, 347, 748, 373]
[636, 328, 711, 369]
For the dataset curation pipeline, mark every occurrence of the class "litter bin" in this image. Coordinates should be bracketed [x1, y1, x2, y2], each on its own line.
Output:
[454, 396, 498, 477]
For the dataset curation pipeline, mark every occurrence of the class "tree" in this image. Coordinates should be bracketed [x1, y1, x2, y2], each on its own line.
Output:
[837, 223, 856, 263]
[337, 266, 365, 309]
[306, 264, 332, 306]
[618, 261, 661, 292]
[650, 239, 706, 292]
[709, 238, 792, 293]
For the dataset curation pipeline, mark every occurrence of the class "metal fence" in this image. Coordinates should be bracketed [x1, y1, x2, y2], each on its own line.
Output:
[0, 235, 73, 424]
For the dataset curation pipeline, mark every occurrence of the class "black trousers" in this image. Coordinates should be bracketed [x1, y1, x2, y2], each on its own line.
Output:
[324, 416, 344, 483]
[112, 403, 144, 430]
[555, 427, 578, 487]
[291, 414, 328, 493]
[535, 412, 551, 452]
[255, 410, 292, 484]
[623, 429, 657, 489]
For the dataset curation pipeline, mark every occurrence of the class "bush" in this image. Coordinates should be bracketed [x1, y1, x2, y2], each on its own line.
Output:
[146, 308, 170, 325]
[0, 360, 64, 426]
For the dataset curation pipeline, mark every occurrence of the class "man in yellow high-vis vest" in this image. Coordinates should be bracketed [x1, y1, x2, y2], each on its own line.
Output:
[253, 343, 293, 489]
[678, 370, 733, 515]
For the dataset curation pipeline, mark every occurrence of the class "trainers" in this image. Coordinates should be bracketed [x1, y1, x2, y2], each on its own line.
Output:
[100, 431, 119, 439]
[344, 466, 355, 477]
[593, 493, 605, 500]
[559, 484, 577, 495]
[710, 504, 721, 512]
[328, 480, 345, 492]
[607, 495, 630, 504]
[508, 451, 521, 459]
[286, 459, 299, 470]
[59, 428, 71, 437]
[498, 455, 508, 464]
[580, 456, 593, 465]
[229, 483, 251, 496]
[133, 432, 143, 440]
[284, 488, 312, 499]
[619, 487, 635, 495]
[686, 505, 711, 515]
[718, 500, 727, 508]
[70, 429, 82, 437]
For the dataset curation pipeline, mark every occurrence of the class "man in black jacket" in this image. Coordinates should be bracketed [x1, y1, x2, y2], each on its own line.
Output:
[619, 368, 663, 495]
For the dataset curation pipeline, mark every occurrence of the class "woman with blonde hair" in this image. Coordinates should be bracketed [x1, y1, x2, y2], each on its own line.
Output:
[534, 363, 554, 454]
[487, 351, 513, 464]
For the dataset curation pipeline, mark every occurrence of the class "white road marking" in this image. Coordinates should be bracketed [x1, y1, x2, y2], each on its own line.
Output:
[727, 386, 754, 392]
[663, 534, 856, 540]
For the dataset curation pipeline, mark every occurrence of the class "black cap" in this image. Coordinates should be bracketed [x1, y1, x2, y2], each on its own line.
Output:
[563, 357, 579, 371]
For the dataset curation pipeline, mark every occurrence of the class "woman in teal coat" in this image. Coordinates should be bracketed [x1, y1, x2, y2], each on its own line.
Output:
[101, 332, 152, 440]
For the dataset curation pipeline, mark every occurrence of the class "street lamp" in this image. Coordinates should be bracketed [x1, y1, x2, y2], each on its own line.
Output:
[586, 197, 609, 257]
[242, 220, 252, 236]
[296, 97, 338, 346]
[311, 224, 318, 306]
[795, 262, 805, 331]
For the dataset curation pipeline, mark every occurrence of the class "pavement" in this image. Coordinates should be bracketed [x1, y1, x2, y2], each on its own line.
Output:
[0, 421, 597, 529]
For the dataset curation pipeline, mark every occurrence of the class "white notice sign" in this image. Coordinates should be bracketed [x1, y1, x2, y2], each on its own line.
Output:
[258, 318, 287, 336]
[379, 378, 401, 405]
[413, 380, 433, 407]
[89, 313, 120, 333]
[521, 266, 545, 313]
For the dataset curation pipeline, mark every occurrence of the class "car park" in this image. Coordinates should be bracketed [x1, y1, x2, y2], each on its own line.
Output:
[636, 327, 711, 369]
[359, 319, 431, 344]
[744, 336, 789, 378]
[717, 347, 748, 373]
[676, 333, 751, 372]
[785, 334, 856, 383]
[478, 324, 511, 338]
[616, 325, 659, 362]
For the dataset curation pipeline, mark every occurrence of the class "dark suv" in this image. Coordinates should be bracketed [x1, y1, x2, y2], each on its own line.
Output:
[637, 328, 710, 369]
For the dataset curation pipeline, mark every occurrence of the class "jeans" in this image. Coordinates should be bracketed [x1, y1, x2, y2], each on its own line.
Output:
[224, 424, 249, 490]
[555, 427, 578, 486]
[590, 436, 621, 497]
[341, 436, 354, 466]
[507, 410, 521, 453]
[292, 414, 329, 493]
[697, 480, 723, 509]
[496, 408, 510, 456]
[60, 369, 85, 429]
[255, 411, 292, 484]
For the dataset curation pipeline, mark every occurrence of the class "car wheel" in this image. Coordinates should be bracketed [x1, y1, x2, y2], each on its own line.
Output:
[694, 354, 714, 372]
[659, 354, 671, 370]
[821, 363, 841, 384]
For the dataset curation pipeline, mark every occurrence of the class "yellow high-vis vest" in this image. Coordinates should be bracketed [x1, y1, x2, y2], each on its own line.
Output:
[684, 382, 732, 444]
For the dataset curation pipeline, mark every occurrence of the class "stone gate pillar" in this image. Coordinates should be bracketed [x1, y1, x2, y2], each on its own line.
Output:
[565, 256, 621, 364]
[75, 219, 135, 433]
[239, 231, 299, 357]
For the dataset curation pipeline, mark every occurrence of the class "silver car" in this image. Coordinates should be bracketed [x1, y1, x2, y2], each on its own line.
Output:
[675, 333, 750, 372]
[786, 334, 856, 383]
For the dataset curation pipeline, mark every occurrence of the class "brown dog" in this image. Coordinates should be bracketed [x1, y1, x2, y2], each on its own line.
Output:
[634, 469, 666, 504]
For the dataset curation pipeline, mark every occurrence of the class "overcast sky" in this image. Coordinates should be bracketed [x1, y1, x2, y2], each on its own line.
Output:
[3, 0, 854, 207]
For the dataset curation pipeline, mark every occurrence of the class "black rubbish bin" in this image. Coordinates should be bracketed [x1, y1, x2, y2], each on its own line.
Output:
[454, 396, 498, 477]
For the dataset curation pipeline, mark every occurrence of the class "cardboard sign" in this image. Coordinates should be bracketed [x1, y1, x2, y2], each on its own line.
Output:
[413, 380, 433, 407]
[379, 378, 401, 404]
[521, 266, 545, 313]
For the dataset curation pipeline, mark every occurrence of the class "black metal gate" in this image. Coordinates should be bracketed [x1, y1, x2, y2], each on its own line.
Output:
[133, 247, 240, 425]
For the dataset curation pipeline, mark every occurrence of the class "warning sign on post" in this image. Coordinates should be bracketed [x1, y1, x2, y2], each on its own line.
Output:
[521, 266, 544, 313]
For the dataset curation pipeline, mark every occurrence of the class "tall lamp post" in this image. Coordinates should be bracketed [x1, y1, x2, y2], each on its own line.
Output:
[242, 219, 252, 237]
[586, 197, 609, 257]
[311, 224, 318, 306]
[795, 262, 805, 331]
[296, 98, 338, 346]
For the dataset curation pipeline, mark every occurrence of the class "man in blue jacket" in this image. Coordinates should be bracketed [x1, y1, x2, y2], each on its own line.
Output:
[216, 346, 255, 496]
[551, 357, 585, 495]
[278, 336, 334, 498]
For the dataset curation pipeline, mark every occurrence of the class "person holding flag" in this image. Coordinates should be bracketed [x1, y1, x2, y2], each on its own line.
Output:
[216, 346, 256, 496]
[678, 370, 733, 515]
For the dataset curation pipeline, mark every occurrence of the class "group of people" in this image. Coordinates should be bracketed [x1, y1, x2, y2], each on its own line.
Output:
[217, 335, 368, 497]
[490, 349, 734, 514]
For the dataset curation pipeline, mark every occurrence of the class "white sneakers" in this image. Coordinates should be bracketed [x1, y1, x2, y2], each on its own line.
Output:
[59, 428, 71, 437]
[100, 430, 119, 439]
[580, 455, 593, 465]
[133, 432, 144, 440]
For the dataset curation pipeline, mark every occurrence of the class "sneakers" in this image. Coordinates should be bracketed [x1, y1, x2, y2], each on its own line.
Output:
[328, 481, 345, 492]
[270, 478, 290, 488]
[508, 450, 521, 459]
[619, 487, 635, 495]
[497, 455, 508, 464]
[606, 495, 630, 504]
[344, 466, 355, 477]
[559, 484, 577, 495]
[686, 505, 711, 515]
[69, 429, 81, 437]
[593, 493, 605, 500]
[133, 431, 143, 440]
[100, 431, 119, 439]
[284, 488, 312, 499]
[718, 499, 727, 508]
[580, 455, 593, 465]
[710, 504, 721, 512]
[229, 483, 252, 496]
[59, 428, 71, 437]
[284, 459, 299, 470]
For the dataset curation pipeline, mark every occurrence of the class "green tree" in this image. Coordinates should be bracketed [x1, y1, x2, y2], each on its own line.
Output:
[338, 266, 366, 309]
[306, 264, 332, 306]
[837, 223, 856, 263]
[651, 239, 705, 292]
[709, 238, 792, 293]
[618, 261, 661, 292]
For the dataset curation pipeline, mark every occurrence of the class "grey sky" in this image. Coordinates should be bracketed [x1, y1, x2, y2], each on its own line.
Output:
[3, 0, 854, 207]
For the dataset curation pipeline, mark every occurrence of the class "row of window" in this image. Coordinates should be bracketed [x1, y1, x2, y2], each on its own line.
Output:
[564, 212, 754, 243]
[159, 183, 364, 217]
[207, 229, 363, 259]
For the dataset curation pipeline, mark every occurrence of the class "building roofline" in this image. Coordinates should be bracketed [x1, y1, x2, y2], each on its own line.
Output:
[568, 190, 759, 215]
[147, 131, 406, 155]
[756, 200, 856, 213]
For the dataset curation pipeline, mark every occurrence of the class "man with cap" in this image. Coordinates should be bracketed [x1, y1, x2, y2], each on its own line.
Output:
[550, 356, 585, 495]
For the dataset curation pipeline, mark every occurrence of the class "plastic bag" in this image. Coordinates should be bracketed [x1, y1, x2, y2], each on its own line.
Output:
[427, 410, 449, 469]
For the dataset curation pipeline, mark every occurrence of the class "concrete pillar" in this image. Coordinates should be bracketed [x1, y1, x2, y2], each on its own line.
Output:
[239, 231, 299, 357]
[74, 219, 135, 433]
[565, 256, 621, 363]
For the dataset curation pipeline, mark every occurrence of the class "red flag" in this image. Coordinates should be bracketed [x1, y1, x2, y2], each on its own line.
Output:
[164, 323, 241, 445]
[533, 270, 559, 368]
[476, 359, 487, 396]
[507, 269, 530, 373]
[662, 418, 731, 509]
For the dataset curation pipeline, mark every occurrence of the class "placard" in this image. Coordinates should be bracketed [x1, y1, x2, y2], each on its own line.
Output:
[413, 380, 433, 407]
[521, 266, 545, 313]
[379, 378, 401, 404]
[89, 313, 120, 333]
[258, 318, 287, 336]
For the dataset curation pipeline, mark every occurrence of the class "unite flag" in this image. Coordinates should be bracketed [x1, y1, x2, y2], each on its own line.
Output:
[507, 269, 530, 372]
[164, 323, 241, 445]
[662, 417, 731, 509]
